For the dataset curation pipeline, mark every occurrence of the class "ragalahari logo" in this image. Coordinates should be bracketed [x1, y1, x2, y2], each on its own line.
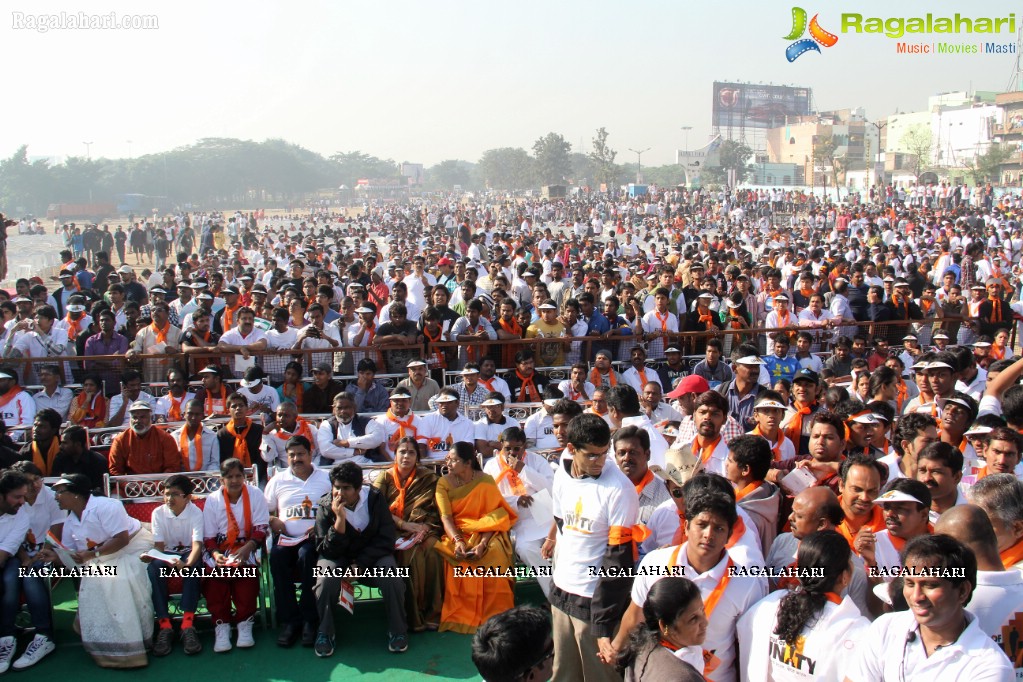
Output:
[784, 7, 839, 61]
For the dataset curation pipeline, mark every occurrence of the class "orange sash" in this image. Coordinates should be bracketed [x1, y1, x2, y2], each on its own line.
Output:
[386, 410, 418, 447]
[0, 385, 23, 409]
[784, 402, 814, 446]
[655, 311, 670, 332]
[166, 393, 186, 422]
[515, 371, 540, 402]
[752, 426, 783, 460]
[389, 466, 417, 519]
[274, 417, 314, 444]
[64, 314, 83, 340]
[734, 480, 760, 501]
[837, 505, 885, 549]
[1000, 537, 1023, 569]
[221, 485, 253, 554]
[989, 297, 1003, 323]
[633, 469, 655, 497]
[70, 392, 106, 428]
[281, 382, 304, 411]
[226, 418, 253, 466]
[179, 426, 203, 471]
[668, 545, 734, 617]
[591, 367, 616, 388]
[150, 322, 170, 345]
[31, 438, 59, 477]
[423, 325, 447, 368]
[223, 304, 241, 331]
[693, 435, 721, 464]
[637, 368, 649, 387]
[205, 385, 227, 416]
[494, 456, 527, 496]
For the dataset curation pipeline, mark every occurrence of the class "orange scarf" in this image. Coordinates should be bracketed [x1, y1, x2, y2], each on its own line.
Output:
[655, 311, 670, 332]
[389, 466, 417, 519]
[667, 544, 733, 617]
[697, 306, 713, 327]
[494, 456, 527, 496]
[226, 418, 253, 466]
[896, 382, 907, 414]
[386, 410, 418, 444]
[591, 367, 616, 388]
[149, 321, 169, 343]
[221, 485, 253, 554]
[784, 401, 814, 446]
[179, 425, 204, 471]
[693, 435, 721, 464]
[205, 385, 227, 415]
[281, 382, 304, 411]
[480, 377, 496, 392]
[920, 298, 933, 314]
[498, 317, 522, 338]
[891, 295, 909, 320]
[1000, 537, 1023, 569]
[734, 480, 761, 501]
[274, 417, 314, 443]
[31, 438, 59, 476]
[633, 469, 655, 497]
[223, 304, 241, 331]
[64, 313, 83, 340]
[798, 286, 815, 299]
[837, 505, 886, 550]
[728, 306, 745, 330]
[423, 326, 446, 368]
[752, 426, 784, 460]
[515, 370, 540, 402]
[637, 367, 649, 388]
[166, 393, 186, 422]
[0, 383, 22, 410]
[989, 297, 1003, 323]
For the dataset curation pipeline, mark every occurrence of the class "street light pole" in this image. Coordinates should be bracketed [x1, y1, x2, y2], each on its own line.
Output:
[628, 147, 650, 184]
[870, 120, 887, 188]
[680, 127, 692, 186]
[82, 141, 93, 160]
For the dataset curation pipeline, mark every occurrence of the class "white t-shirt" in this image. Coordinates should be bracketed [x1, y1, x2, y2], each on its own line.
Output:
[263, 468, 331, 537]
[846, 610, 1012, 681]
[473, 415, 521, 449]
[237, 385, 280, 414]
[0, 506, 30, 556]
[153, 392, 196, 421]
[641, 499, 765, 567]
[482, 452, 553, 542]
[737, 589, 869, 682]
[967, 568, 1023, 679]
[151, 501, 204, 553]
[418, 412, 476, 461]
[633, 544, 766, 682]
[522, 411, 560, 451]
[21, 486, 65, 554]
[170, 425, 220, 471]
[62, 494, 141, 551]
[202, 485, 270, 566]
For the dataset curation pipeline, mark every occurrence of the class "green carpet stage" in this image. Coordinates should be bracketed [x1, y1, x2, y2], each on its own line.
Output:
[25, 580, 548, 681]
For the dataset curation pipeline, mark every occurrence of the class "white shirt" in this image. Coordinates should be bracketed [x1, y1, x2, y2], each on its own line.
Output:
[237, 384, 280, 414]
[633, 544, 766, 682]
[846, 610, 1012, 681]
[346, 485, 372, 532]
[0, 506, 30, 556]
[418, 411, 476, 461]
[202, 484, 270, 566]
[0, 389, 35, 442]
[967, 568, 1023, 680]
[264, 467, 331, 537]
[621, 366, 662, 395]
[62, 494, 141, 551]
[316, 418, 383, 464]
[151, 501, 204, 553]
[32, 386, 74, 420]
[641, 499, 765, 568]
[522, 411, 560, 451]
[170, 425, 220, 471]
[483, 452, 554, 542]
[298, 323, 341, 369]
[153, 391, 196, 421]
[21, 486, 65, 555]
[473, 415, 521, 449]
[738, 589, 869, 682]
[219, 327, 266, 348]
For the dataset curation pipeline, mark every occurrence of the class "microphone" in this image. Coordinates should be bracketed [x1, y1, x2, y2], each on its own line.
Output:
[905, 630, 916, 643]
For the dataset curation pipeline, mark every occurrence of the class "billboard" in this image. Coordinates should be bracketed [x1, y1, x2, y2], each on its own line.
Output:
[399, 163, 424, 186]
[712, 82, 811, 130]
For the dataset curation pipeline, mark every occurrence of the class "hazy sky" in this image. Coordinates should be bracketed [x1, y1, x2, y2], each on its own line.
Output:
[4, 0, 1017, 167]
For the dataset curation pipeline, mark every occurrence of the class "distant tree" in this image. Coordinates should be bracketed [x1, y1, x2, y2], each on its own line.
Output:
[812, 134, 844, 201]
[965, 143, 1013, 184]
[901, 126, 934, 178]
[475, 148, 535, 190]
[588, 127, 619, 188]
[426, 159, 473, 191]
[532, 133, 572, 186]
[329, 151, 397, 188]
[701, 139, 753, 187]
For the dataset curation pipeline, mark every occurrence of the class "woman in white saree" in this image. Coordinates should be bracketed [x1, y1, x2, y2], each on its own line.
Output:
[40, 473, 154, 668]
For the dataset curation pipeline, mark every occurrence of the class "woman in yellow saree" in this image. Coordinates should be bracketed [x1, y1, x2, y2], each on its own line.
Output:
[372, 436, 445, 632]
[434, 441, 518, 634]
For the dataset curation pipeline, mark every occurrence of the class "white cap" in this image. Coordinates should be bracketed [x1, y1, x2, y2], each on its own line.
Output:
[480, 397, 503, 406]
[754, 399, 787, 410]
[849, 410, 878, 425]
[406, 359, 427, 368]
[734, 356, 765, 365]
[434, 393, 458, 403]
[873, 489, 925, 506]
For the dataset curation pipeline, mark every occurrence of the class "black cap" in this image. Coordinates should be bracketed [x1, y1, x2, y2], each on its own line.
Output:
[793, 368, 819, 384]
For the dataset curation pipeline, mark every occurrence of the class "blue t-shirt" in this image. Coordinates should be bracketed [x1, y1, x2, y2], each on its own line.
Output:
[763, 354, 800, 384]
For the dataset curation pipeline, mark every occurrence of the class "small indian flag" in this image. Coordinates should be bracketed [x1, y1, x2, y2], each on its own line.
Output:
[338, 579, 355, 614]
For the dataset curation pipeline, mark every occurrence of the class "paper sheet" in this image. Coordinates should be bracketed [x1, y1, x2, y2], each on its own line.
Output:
[275, 534, 307, 548]
[142, 549, 184, 564]
[780, 467, 819, 495]
[44, 532, 78, 567]
[234, 354, 256, 373]
[529, 489, 554, 525]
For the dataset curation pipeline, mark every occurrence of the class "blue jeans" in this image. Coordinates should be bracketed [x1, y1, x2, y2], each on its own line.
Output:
[146, 559, 201, 619]
[269, 537, 318, 627]
[0, 559, 52, 637]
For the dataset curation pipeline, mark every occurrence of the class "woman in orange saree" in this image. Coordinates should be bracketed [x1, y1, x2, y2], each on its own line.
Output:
[434, 441, 517, 634]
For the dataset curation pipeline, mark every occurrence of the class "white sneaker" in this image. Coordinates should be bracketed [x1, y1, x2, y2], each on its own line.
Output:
[236, 617, 255, 648]
[0, 636, 15, 674]
[12, 634, 55, 670]
[214, 622, 232, 653]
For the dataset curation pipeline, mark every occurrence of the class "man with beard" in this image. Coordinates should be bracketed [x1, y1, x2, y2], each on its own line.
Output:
[108, 401, 182, 475]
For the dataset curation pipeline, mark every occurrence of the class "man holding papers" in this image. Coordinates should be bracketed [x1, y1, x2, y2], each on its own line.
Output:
[264, 436, 331, 648]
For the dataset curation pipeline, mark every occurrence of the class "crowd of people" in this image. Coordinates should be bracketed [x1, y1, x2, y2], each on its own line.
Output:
[1, 186, 1023, 679]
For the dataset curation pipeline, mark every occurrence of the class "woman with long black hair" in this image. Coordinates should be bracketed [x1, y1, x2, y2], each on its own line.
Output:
[616, 576, 705, 681]
[737, 530, 868, 681]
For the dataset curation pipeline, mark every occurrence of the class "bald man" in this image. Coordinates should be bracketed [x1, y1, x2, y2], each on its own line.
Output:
[764, 486, 869, 616]
[936, 504, 1023, 674]
[968, 473, 1023, 573]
